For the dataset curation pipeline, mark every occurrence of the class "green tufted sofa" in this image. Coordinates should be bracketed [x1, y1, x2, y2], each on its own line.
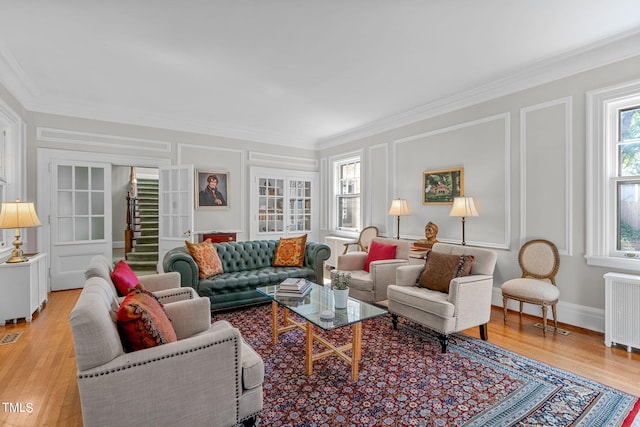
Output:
[162, 240, 331, 311]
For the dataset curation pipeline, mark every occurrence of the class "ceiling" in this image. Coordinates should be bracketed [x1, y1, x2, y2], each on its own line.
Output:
[1, 1, 640, 149]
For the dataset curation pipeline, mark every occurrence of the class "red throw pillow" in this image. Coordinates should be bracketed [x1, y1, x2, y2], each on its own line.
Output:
[111, 260, 139, 296]
[273, 234, 308, 267]
[116, 287, 177, 352]
[364, 241, 397, 272]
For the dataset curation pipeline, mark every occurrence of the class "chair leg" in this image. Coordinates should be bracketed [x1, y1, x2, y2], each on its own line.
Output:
[502, 297, 508, 323]
[551, 304, 558, 331]
[541, 305, 547, 337]
[438, 334, 449, 353]
[519, 301, 523, 319]
[242, 415, 257, 427]
[479, 323, 488, 341]
[391, 314, 398, 330]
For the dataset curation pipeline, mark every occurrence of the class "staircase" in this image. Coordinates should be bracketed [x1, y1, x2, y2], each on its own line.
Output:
[126, 178, 159, 273]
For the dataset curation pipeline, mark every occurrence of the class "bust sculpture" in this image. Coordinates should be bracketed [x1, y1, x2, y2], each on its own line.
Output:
[416, 221, 439, 247]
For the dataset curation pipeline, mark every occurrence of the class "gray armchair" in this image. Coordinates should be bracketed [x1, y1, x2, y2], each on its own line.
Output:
[387, 243, 497, 353]
[70, 276, 264, 427]
[331, 237, 410, 303]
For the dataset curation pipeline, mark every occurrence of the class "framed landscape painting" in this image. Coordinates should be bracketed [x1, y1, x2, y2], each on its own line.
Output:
[423, 168, 463, 204]
[195, 170, 229, 209]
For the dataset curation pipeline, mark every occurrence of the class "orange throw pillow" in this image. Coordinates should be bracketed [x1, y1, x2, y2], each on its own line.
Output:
[185, 239, 224, 279]
[273, 234, 308, 267]
[116, 287, 177, 352]
[418, 251, 474, 293]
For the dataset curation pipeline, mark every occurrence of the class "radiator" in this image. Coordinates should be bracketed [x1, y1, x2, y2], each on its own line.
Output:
[324, 236, 353, 268]
[604, 272, 640, 352]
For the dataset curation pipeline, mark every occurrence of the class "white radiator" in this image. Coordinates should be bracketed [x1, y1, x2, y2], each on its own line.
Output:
[604, 272, 640, 352]
[324, 236, 353, 268]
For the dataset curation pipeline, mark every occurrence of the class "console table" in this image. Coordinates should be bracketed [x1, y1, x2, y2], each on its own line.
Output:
[199, 232, 237, 243]
[0, 253, 48, 325]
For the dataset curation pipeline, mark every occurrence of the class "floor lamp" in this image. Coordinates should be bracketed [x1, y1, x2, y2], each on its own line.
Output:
[449, 197, 478, 246]
[388, 199, 410, 240]
[0, 200, 42, 263]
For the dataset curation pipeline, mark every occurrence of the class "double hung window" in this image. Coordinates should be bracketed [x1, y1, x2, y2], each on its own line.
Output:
[587, 81, 640, 270]
[336, 158, 361, 231]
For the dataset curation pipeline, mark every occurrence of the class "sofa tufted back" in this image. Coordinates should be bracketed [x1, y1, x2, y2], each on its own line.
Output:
[214, 240, 279, 272]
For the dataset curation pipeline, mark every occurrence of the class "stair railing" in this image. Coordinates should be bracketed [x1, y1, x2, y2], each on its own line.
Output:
[125, 191, 137, 258]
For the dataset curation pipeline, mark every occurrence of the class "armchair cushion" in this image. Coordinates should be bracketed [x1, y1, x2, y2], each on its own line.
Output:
[111, 260, 139, 296]
[418, 251, 474, 293]
[185, 239, 224, 279]
[364, 241, 397, 272]
[273, 234, 307, 267]
[117, 287, 177, 352]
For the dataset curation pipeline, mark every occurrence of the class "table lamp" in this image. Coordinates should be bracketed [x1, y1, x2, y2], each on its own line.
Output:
[0, 200, 42, 263]
[388, 199, 410, 240]
[449, 197, 478, 246]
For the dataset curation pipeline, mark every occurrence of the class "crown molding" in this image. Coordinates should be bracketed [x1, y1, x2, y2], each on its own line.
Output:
[316, 27, 640, 150]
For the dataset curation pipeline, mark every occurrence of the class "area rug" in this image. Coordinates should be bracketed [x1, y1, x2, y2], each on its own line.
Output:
[214, 304, 640, 426]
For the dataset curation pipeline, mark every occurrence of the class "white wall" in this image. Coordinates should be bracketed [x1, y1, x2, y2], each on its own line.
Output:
[319, 55, 640, 332]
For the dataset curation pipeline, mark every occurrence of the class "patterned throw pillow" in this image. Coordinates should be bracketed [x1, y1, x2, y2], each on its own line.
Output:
[273, 234, 308, 267]
[418, 251, 475, 293]
[185, 239, 224, 279]
[111, 260, 139, 296]
[116, 287, 177, 352]
[364, 241, 397, 272]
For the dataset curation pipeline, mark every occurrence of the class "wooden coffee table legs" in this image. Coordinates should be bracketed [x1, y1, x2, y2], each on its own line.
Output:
[270, 301, 363, 381]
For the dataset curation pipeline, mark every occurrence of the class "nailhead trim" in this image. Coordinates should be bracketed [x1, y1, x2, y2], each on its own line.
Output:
[77, 336, 237, 379]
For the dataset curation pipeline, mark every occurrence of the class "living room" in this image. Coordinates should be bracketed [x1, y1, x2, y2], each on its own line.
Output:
[1, 2, 640, 426]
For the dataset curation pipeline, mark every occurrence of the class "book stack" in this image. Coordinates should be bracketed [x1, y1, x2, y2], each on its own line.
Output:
[276, 278, 312, 298]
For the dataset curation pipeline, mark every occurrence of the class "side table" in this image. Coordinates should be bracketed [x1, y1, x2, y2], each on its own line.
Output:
[0, 253, 48, 325]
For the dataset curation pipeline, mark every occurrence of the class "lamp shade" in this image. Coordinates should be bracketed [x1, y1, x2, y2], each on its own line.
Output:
[0, 201, 42, 229]
[449, 197, 479, 218]
[388, 199, 411, 216]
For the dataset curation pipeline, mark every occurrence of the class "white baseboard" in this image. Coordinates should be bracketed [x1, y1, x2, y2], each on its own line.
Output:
[491, 288, 605, 334]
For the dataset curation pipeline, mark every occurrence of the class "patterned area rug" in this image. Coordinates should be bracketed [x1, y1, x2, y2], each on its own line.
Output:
[214, 304, 640, 426]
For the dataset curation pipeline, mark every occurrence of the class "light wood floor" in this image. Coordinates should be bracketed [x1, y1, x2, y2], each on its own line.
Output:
[1, 290, 639, 426]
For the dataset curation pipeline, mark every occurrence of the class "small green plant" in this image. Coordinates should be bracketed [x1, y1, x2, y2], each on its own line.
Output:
[333, 272, 351, 290]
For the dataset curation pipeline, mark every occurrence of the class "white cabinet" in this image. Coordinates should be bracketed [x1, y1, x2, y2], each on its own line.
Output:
[0, 253, 49, 325]
[250, 167, 318, 241]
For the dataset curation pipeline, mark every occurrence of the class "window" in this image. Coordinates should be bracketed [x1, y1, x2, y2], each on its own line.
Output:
[617, 106, 640, 251]
[586, 80, 640, 270]
[335, 157, 361, 231]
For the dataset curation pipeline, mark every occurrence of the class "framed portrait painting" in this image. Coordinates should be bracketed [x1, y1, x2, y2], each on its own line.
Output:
[195, 170, 229, 209]
[423, 168, 463, 204]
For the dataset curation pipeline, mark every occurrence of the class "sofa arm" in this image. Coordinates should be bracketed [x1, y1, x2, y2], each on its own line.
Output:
[304, 241, 331, 283]
[448, 274, 494, 330]
[162, 247, 200, 290]
[336, 252, 367, 271]
[369, 259, 410, 301]
[153, 287, 199, 305]
[138, 271, 181, 292]
[163, 297, 212, 339]
[77, 327, 244, 427]
[395, 264, 424, 286]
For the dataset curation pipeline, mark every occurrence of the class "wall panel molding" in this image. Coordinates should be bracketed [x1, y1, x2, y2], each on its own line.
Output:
[393, 113, 511, 249]
[520, 97, 573, 255]
[248, 151, 318, 169]
[36, 127, 171, 153]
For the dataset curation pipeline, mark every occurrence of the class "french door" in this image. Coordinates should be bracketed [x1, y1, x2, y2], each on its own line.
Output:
[50, 160, 111, 290]
[158, 165, 194, 271]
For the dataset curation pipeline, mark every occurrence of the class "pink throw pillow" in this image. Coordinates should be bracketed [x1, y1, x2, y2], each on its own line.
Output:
[111, 260, 139, 296]
[364, 241, 397, 272]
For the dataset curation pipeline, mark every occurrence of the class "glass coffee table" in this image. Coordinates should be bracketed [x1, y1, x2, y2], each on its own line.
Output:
[256, 281, 387, 381]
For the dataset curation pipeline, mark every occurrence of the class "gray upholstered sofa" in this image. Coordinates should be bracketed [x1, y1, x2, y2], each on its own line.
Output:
[70, 260, 264, 427]
[163, 240, 331, 311]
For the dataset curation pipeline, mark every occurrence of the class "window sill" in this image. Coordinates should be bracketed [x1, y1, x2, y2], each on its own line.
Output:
[585, 255, 640, 272]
